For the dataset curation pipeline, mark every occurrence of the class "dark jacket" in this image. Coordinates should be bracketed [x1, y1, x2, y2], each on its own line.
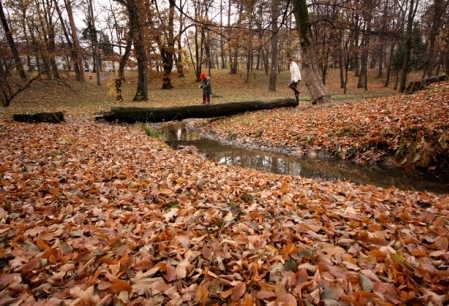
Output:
[200, 77, 212, 95]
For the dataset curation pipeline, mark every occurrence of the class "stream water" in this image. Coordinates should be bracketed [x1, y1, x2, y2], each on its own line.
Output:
[160, 121, 449, 194]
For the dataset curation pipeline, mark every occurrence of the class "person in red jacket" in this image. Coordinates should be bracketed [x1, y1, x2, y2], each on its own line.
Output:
[199, 72, 212, 104]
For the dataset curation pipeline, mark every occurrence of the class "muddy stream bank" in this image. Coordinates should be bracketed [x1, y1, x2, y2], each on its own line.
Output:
[159, 121, 449, 194]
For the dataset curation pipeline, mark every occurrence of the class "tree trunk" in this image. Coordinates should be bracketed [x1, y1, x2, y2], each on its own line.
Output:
[64, 0, 84, 82]
[118, 26, 132, 82]
[42, 0, 60, 79]
[0, 0, 26, 79]
[384, 42, 395, 87]
[176, 0, 185, 78]
[117, 0, 148, 100]
[98, 98, 299, 123]
[399, 0, 419, 92]
[160, 0, 175, 89]
[14, 111, 64, 123]
[88, 0, 101, 86]
[404, 75, 448, 94]
[291, 0, 331, 104]
[33, 0, 52, 79]
[55, 0, 81, 80]
[268, 0, 278, 92]
[220, 0, 226, 69]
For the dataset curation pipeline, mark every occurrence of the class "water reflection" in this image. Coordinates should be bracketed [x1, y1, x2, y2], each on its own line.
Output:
[160, 121, 449, 194]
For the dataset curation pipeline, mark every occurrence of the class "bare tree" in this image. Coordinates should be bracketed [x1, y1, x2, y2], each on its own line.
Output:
[62, 0, 85, 81]
[291, 0, 331, 104]
[399, 0, 420, 92]
[0, 0, 26, 79]
[115, 0, 148, 101]
[268, 0, 279, 92]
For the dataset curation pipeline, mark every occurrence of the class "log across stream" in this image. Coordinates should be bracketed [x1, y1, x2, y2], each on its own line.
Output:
[159, 121, 449, 194]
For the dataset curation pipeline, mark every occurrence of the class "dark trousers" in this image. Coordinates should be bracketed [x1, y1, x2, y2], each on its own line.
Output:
[288, 81, 300, 94]
[202, 95, 210, 104]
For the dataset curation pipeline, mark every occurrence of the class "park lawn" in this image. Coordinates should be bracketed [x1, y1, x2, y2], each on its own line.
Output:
[0, 68, 409, 121]
[0, 69, 448, 305]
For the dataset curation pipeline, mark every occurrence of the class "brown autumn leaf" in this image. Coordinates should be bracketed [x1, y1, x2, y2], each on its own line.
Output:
[373, 282, 402, 305]
[69, 286, 101, 305]
[231, 282, 246, 301]
[433, 237, 449, 250]
[110, 279, 132, 294]
[1, 81, 449, 305]
[196, 284, 209, 303]
[0, 273, 21, 290]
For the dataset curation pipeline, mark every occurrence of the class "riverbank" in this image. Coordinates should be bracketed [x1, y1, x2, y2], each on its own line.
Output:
[159, 120, 449, 194]
[192, 81, 449, 174]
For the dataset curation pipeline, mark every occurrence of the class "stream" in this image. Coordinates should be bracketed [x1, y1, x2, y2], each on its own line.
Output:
[160, 121, 449, 194]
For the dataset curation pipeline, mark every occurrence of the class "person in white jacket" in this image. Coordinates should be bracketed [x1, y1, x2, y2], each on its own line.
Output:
[287, 58, 301, 102]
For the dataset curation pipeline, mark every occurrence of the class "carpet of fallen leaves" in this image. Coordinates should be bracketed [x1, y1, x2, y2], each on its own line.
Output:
[1, 90, 449, 305]
[194, 82, 449, 173]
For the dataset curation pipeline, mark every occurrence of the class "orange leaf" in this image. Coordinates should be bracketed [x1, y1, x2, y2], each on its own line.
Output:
[368, 250, 387, 261]
[49, 188, 60, 196]
[410, 249, 428, 257]
[196, 285, 209, 303]
[242, 293, 254, 306]
[110, 279, 132, 294]
[280, 180, 289, 193]
[281, 243, 296, 259]
[35, 238, 50, 250]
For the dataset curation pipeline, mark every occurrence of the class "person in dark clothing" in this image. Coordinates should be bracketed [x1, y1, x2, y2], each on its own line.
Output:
[199, 72, 212, 104]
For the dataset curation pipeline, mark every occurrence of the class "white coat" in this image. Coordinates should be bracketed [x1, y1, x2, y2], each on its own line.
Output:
[289, 61, 302, 83]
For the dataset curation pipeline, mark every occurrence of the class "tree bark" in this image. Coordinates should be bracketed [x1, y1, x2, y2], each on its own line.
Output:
[116, 0, 148, 100]
[0, 0, 26, 79]
[63, 0, 84, 82]
[55, 0, 80, 79]
[268, 0, 278, 92]
[158, 0, 175, 89]
[42, 0, 60, 79]
[97, 98, 299, 123]
[13, 111, 64, 123]
[88, 0, 101, 86]
[291, 0, 331, 104]
[404, 75, 448, 94]
[399, 0, 419, 92]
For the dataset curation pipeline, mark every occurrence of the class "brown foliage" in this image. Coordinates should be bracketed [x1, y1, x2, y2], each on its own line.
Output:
[1, 111, 449, 304]
[0, 70, 448, 305]
[195, 81, 449, 171]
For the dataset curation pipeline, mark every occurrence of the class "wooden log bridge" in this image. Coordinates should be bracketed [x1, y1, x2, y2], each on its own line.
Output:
[405, 75, 448, 94]
[96, 98, 299, 123]
[13, 111, 64, 123]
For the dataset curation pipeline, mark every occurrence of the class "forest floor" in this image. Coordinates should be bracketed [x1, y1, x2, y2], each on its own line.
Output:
[0, 69, 448, 305]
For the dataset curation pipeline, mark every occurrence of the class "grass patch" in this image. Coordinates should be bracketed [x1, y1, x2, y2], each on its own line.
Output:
[144, 123, 161, 138]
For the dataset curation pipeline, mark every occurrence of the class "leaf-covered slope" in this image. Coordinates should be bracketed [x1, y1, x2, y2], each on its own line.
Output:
[0, 119, 448, 305]
[195, 81, 449, 171]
